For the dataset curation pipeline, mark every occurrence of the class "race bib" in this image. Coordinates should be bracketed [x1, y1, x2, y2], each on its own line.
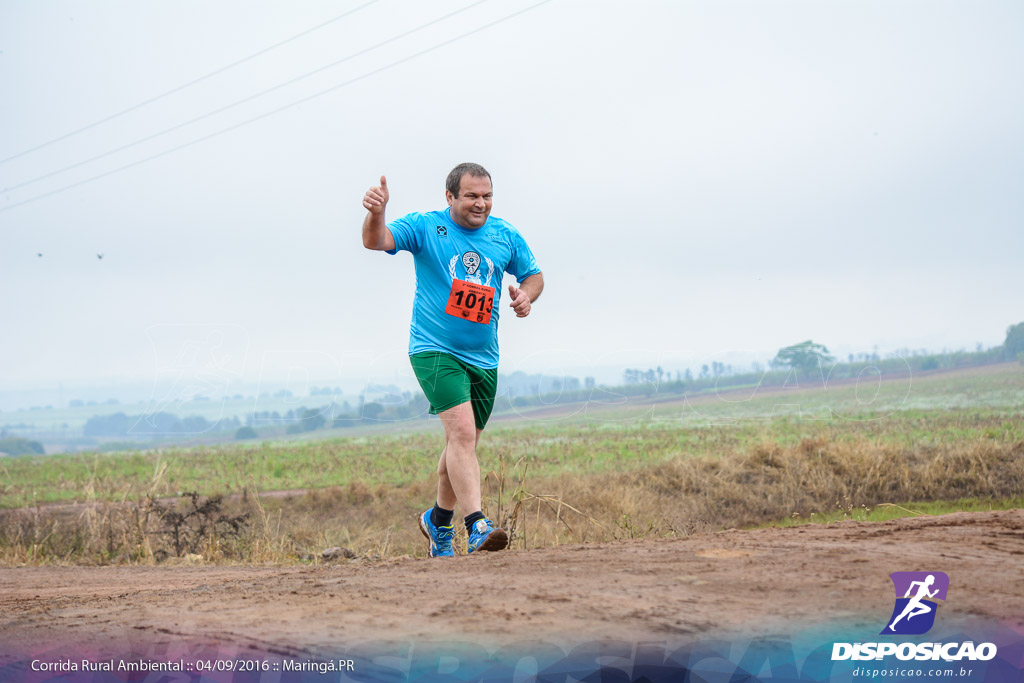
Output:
[445, 279, 494, 324]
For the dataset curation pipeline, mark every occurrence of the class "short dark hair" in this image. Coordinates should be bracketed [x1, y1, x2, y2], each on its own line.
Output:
[446, 163, 492, 197]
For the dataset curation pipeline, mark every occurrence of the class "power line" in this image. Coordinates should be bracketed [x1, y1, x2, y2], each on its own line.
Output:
[0, 0, 554, 215]
[0, 0, 382, 166]
[3, 0, 492, 194]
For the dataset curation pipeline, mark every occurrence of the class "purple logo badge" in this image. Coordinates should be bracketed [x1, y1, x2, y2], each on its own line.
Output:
[881, 572, 949, 635]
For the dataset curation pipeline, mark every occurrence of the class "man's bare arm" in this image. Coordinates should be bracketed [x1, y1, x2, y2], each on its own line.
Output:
[520, 272, 544, 302]
[362, 175, 396, 251]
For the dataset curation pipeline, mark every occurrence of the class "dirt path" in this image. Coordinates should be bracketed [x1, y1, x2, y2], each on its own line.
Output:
[1, 510, 1022, 661]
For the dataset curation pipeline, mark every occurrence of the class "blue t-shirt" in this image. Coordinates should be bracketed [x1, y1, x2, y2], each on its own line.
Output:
[386, 208, 540, 368]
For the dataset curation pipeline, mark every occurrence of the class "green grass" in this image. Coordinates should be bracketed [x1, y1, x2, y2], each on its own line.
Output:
[607, 361, 1024, 423]
[763, 496, 1024, 528]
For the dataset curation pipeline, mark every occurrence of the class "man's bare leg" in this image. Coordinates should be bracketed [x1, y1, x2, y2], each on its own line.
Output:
[417, 405, 479, 557]
[433, 401, 506, 552]
[436, 402, 483, 512]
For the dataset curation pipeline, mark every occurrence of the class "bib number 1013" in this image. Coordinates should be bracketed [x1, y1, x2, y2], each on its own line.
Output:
[445, 280, 494, 324]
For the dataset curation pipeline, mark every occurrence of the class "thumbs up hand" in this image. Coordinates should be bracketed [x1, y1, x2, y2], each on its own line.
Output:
[362, 175, 389, 214]
[508, 284, 531, 318]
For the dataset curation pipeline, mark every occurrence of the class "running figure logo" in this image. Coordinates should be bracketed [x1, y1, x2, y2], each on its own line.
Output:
[881, 572, 949, 635]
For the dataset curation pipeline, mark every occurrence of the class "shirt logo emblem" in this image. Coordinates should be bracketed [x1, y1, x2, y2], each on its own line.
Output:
[462, 251, 481, 275]
[436, 226, 448, 237]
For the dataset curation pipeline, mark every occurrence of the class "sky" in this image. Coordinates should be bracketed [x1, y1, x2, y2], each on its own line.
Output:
[1, 0, 1022, 410]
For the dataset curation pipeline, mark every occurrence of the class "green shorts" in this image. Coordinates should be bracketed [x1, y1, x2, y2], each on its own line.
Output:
[410, 351, 498, 430]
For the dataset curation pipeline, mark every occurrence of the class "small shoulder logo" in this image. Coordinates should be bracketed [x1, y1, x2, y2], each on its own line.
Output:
[881, 572, 948, 635]
[436, 226, 447, 238]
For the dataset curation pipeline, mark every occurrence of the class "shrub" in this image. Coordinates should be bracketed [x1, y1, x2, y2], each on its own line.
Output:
[235, 426, 258, 440]
[0, 437, 44, 456]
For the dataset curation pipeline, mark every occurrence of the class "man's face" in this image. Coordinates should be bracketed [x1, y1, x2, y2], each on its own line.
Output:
[446, 174, 493, 229]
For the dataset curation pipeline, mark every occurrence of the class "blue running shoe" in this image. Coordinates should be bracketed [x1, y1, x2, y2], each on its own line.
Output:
[467, 518, 508, 553]
[419, 509, 455, 558]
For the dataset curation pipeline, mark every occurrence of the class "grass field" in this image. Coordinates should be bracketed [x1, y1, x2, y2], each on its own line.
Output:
[0, 362, 1021, 564]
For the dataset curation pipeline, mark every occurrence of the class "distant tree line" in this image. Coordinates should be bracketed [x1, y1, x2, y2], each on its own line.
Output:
[499, 372, 581, 398]
[0, 436, 45, 456]
[83, 412, 241, 436]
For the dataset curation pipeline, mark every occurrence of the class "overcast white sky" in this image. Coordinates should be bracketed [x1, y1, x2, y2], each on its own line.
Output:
[1, 0, 1022, 408]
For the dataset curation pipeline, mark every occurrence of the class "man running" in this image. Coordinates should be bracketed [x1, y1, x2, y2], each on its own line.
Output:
[361, 163, 544, 557]
[889, 574, 940, 631]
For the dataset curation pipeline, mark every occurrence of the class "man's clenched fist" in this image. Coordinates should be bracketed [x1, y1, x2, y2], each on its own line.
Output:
[508, 284, 531, 318]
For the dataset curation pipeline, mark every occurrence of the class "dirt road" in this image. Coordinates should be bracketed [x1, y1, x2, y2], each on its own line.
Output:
[1, 510, 1022, 661]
